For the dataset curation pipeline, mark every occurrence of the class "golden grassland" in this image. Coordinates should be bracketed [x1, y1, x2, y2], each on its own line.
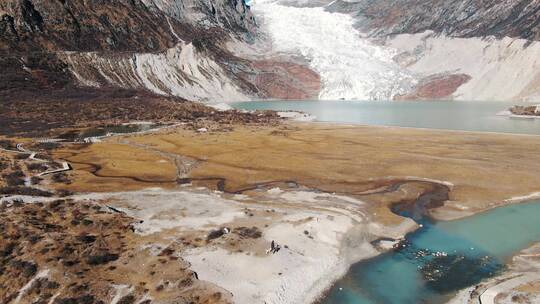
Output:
[54, 142, 179, 192]
[53, 123, 540, 221]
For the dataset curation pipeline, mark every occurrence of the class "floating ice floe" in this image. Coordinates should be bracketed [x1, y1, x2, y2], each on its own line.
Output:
[277, 111, 316, 122]
[208, 103, 234, 111]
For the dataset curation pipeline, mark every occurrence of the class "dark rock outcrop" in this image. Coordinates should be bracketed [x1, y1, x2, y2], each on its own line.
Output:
[0, 0, 256, 95]
[509, 105, 540, 116]
[327, 0, 540, 41]
[0, 0, 180, 53]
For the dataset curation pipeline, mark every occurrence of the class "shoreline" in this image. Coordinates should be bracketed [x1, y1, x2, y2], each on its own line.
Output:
[231, 100, 540, 137]
[448, 242, 540, 304]
[431, 191, 540, 222]
[294, 120, 540, 138]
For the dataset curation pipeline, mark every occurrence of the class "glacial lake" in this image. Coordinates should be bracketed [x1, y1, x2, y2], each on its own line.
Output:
[231, 100, 540, 135]
[321, 199, 540, 304]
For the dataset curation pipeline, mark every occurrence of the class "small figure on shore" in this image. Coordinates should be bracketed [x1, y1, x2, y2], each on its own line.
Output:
[266, 240, 281, 254]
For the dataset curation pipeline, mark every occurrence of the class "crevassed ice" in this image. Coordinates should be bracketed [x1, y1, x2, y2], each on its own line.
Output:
[252, 0, 417, 100]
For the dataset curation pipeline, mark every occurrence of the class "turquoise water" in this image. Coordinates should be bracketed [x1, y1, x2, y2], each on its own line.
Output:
[232, 100, 540, 135]
[322, 200, 540, 304]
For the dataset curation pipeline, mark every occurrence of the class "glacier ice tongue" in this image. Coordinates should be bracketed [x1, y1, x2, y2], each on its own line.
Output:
[251, 0, 417, 100]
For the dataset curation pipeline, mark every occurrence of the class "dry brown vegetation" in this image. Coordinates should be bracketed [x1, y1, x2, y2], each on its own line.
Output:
[53, 123, 540, 222]
[0, 198, 231, 304]
[0, 88, 279, 137]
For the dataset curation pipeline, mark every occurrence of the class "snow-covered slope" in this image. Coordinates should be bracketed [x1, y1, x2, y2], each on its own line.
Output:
[251, 0, 417, 100]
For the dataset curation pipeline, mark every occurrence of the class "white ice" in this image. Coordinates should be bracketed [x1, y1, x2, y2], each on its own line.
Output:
[251, 0, 417, 100]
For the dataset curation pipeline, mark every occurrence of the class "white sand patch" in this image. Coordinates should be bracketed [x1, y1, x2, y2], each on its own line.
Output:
[75, 189, 246, 235]
[449, 243, 540, 304]
[479, 274, 540, 304]
[35, 187, 400, 303]
[110, 285, 134, 304]
[184, 211, 374, 304]
[264, 189, 367, 223]
[375, 176, 454, 188]
[278, 190, 364, 205]
[497, 109, 540, 120]
[0, 195, 59, 204]
[445, 286, 476, 304]
[209, 103, 234, 111]
[368, 220, 418, 240]
[505, 192, 540, 203]
[267, 187, 284, 195]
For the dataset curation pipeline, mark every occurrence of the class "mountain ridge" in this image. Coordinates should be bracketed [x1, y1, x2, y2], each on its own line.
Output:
[327, 0, 540, 42]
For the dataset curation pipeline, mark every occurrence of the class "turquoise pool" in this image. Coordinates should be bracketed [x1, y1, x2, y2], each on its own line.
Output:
[321, 200, 540, 304]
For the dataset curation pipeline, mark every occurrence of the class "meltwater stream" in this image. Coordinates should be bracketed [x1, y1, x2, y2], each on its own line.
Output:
[322, 200, 540, 304]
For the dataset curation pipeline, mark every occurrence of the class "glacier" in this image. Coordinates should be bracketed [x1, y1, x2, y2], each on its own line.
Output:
[251, 0, 417, 100]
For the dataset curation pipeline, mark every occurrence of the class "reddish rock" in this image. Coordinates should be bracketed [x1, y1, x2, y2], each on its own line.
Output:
[395, 74, 471, 100]
[251, 60, 321, 100]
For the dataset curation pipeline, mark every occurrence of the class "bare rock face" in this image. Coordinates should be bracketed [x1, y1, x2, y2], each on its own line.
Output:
[327, 0, 540, 41]
[0, 0, 182, 53]
[395, 74, 472, 100]
[0, 0, 254, 53]
[0, 0, 263, 101]
[0, 0, 311, 103]
[251, 60, 321, 100]
[510, 105, 540, 116]
[143, 0, 256, 34]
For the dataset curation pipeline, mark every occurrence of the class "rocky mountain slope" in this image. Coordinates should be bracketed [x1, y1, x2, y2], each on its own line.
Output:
[0, 0, 319, 103]
[327, 0, 540, 41]
[0, 0, 538, 103]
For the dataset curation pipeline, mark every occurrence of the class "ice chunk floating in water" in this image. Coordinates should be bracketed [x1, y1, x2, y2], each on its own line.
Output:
[251, 0, 417, 100]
